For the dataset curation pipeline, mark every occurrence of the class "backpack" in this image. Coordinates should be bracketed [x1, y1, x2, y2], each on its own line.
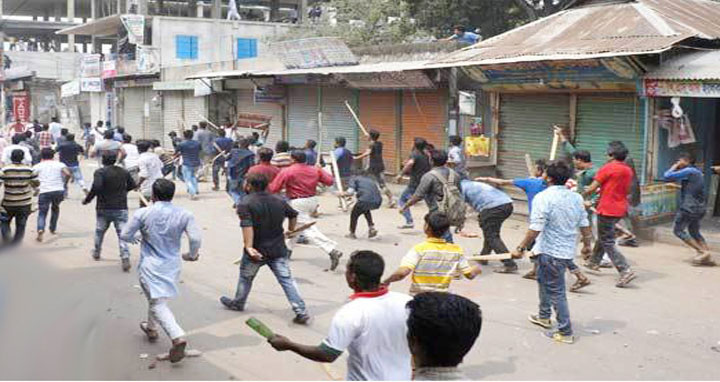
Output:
[430, 168, 466, 229]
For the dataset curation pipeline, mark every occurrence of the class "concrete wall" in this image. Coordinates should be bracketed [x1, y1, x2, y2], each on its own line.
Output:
[152, 17, 296, 69]
[6, 51, 81, 81]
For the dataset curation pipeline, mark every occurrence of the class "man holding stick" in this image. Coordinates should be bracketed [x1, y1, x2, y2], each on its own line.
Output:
[354, 130, 396, 208]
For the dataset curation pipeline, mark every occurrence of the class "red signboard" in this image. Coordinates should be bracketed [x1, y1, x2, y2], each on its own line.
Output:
[12, 92, 30, 122]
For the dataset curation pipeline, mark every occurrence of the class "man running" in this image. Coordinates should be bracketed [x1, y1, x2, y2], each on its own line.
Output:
[56, 133, 88, 195]
[219, 173, 309, 324]
[397, 138, 431, 229]
[119, 134, 141, 183]
[354, 130, 395, 208]
[269, 150, 343, 271]
[247, 148, 279, 183]
[0, 150, 39, 246]
[121, 179, 202, 364]
[136, 141, 164, 208]
[83, 153, 136, 272]
[226, 138, 255, 206]
[174, 130, 202, 200]
[33, 148, 71, 242]
[211, 130, 234, 191]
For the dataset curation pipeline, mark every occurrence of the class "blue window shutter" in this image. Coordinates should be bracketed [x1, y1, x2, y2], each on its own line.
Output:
[176, 35, 198, 60]
[236, 38, 258, 59]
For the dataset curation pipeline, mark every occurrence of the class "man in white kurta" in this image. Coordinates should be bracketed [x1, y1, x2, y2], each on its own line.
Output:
[121, 178, 202, 363]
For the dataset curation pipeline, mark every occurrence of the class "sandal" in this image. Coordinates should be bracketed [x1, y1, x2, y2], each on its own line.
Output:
[569, 278, 591, 292]
[140, 321, 159, 342]
[169, 339, 187, 363]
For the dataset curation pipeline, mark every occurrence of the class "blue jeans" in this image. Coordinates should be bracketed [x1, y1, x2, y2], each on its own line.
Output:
[399, 185, 435, 225]
[227, 176, 246, 205]
[537, 254, 572, 336]
[94, 210, 130, 259]
[673, 210, 705, 242]
[182, 165, 199, 196]
[37, 191, 64, 232]
[66, 166, 87, 193]
[232, 252, 307, 315]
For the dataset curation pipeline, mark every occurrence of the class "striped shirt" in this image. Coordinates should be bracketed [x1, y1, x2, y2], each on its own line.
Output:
[0, 164, 39, 208]
[400, 237, 472, 295]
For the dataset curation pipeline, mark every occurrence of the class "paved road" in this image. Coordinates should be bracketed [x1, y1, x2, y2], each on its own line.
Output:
[1, 163, 718, 380]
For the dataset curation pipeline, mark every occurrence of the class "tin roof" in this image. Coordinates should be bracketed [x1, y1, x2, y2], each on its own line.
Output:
[433, 0, 720, 66]
[645, 49, 720, 80]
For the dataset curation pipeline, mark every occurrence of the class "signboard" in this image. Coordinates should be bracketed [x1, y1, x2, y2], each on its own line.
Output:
[12, 92, 30, 122]
[102, 60, 117, 79]
[121, 14, 145, 45]
[61, 80, 81, 98]
[81, 77, 103, 92]
[81, 54, 102, 78]
[459, 91, 476, 115]
[254, 85, 285, 103]
[136, 45, 159, 73]
[269, 37, 358, 69]
[105, 92, 114, 125]
[643, 79, 720, 98]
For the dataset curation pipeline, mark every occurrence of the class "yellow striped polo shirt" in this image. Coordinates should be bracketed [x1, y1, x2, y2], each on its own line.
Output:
[400, 237, 472, 295]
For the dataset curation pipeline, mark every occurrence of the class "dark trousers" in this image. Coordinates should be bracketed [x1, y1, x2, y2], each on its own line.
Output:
[212, 158, 225, 188]
[537, 254, 572, 336]
[590, 215, 630, 273]
[673, 210, 705, 242]
[37, 191, 64, 232]
[1, 205, 31, 246]
[350, 201, 378, 233]
[478, 203, 516, 267]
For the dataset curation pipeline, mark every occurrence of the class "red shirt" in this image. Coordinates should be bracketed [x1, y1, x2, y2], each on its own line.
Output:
[269, 163, 334, 199]
[595, 160, 633, 217]
[36, 131, 53, 149]
[247, 162, 280, 183]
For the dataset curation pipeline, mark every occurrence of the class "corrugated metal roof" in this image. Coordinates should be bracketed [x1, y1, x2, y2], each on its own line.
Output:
[433, 0, 720, 66]
[646, 49, 720, 80]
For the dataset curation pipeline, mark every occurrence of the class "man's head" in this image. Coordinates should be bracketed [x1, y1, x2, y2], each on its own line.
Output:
[449, 135, 462, 147]
[335, 136, 346, 148]
[237, 137, 250, 149]
[276, 140, 290, 153]
[199, 121, 208, 130]
[101, 153, 118, 167]
[96, 120, 104, 128]
[42, 124, 49, 131]
[413, 137, 427, 152]
[258, 147, 274, 163]
[218, 129, 226, 138]
[24, 131, 33, 140]
[40, 147, 55, 161]
[10, 149, 25, 164]
[572, 150, 592, 170]
[424, 212, 450, 239]
[11, 135, 23, 145]
[60, 128, 69, 137]
[251, 132, 260, 143]
[305, 139, 317, 150]
[66, 133, 76, 142]
[116, 127, 125, 135]
[606, 140, 628, 162]
[183, 129, 194, 140]
[534, 159, 548, 178]
[168, 131, 177, 138]
[345, 250, 385, 292]
[152, 179, 176, 202]
[105, 121, 112, 128]
[123, 134, 132, 144]
[103, 130, 115, 140]
[430, 149, 448, 167]
[244, 172, 269, 193]
[290, 149, 307, 164]
[192, 124, 198, 132]
[406, 292, 482, 368]
[676, 152, 696, 169]
[453, 25, 466, 35]
[369, 130, 380, 142]
[51, 116, 59, 123]
[137, 140, 151, 154]
[545, 160, 573, 186]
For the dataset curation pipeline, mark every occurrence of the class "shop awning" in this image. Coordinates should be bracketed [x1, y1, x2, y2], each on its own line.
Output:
[645, 50, 720, 80]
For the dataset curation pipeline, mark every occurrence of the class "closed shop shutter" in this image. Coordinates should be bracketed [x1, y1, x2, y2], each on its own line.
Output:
[183, 91, 207, 128]
[237, 89, 285, 150]
[321, 87, 358, 153]
[401, 90, 447, 161]
[359, 91, 399, 173]
[497, 94, 570, 180]
[574, 95, 645, 175]
[122, 87, 145, 140]
[163, 92, 184, 148]
[287, 85, 319, 149]
[146, 88, 163, 142]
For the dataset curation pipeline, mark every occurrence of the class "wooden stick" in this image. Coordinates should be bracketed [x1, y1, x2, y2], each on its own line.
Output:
[195, 113, 222, 134]
[525, 153, 534, 177]
[137, 191, 151, 206]
[328, 151, 348, 211]
[468, 254, 513, 262]
[284, 221, 317, 239]
[344, 100, 369, 137]
[549, 129, 560, 161]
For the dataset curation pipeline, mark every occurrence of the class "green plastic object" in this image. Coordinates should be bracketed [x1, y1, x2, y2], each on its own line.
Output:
[246, 317, 274, 339]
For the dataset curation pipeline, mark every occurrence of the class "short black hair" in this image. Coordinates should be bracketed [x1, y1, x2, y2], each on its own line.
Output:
[67, 133, 76, 141]
[96, 120, 104, 127]
[414, 137, 427, 152]
[335, 136, 346, 147]
[60, 128, 69, 136]
[168, 131, 177, 137]
[430, 150, 448, 167]
[678, 152, 696, 165]
[406, 292, 482, 367]
[546, 160, 573, 185]
[258, 147, 274, 162]
[152, 179, 175, 202]
[454, 25, 466, 33]
[116, 127, 125, 134]
[425, 212, 450, 238]
[276, 140, 290, 153]
[607, 140, 628, 161]
[10, 149, 25, 164]
[245, 172, 269, 192]
[103, 130, 114, 140]
[290, 149, 307, 164]
[101, 152, 117, 166]
[183, 129, 194, 140]
[449, 135, 462, 146]
[123, 134, 132, 143]
[137, 140, 151, 153]
[199, 121, 208, 129]
[11, 135, 23, 145]
[369, 130, 380, 141]
[347, 250, 385, 291]
[306, 139, 317, 149]
[40, 148, 55, 160]
[535, 159, 548, 173]
[573, 150, 592, 163]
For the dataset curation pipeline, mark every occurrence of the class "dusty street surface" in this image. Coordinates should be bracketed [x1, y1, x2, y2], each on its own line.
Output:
[1, 163, 719, 380]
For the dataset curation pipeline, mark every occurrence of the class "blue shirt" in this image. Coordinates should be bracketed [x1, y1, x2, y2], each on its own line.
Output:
[120, 202, 202, 299]
[664, 166, 705, 214]
[227, 148, 255, 179]
[177, 140, 202, 168]
[334, 147, 353, 178]
[113, 132, 124, 142]
[452, 31, 480, 44]
[214, 137, 234, 154]
[305, 148, 318, 166]
[347, 175, 382, 208]
[529, 186, 590, 259]
[460, 180, 512, 212]
[513, 177, 547, 215]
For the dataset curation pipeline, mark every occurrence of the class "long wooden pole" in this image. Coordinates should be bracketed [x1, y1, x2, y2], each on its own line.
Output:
[549, 128, 560, 161]
[344, 100, 369, 137]
[328, 151, 347, 211]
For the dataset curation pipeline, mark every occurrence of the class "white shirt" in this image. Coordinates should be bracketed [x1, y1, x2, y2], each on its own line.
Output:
[137, 152, 164, 194]
[49, 122, 63, 141]
[2, 144, 32, 165]
[122, 143, 140, 169]
[34, 160, 67, 194]
[322, 291, 413, 381]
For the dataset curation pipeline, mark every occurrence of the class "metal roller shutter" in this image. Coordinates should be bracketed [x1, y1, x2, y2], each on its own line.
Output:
[359, 91, 400, 173]
[183, 91, 207, 128]
[574, 95, 645, 175]
[162, 92, 184, 148]
[122, 87, 145, 141]
[237, 89, 285, 150]
[497, 94, 570, 180]
[401, 90, 447, 161]
[321, 87, 358, 153]
[287, 85, 319, 149]
[146, 88, 163, 142]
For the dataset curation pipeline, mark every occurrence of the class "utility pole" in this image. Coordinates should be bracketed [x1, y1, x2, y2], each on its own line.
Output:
[68, 0, 76, 52]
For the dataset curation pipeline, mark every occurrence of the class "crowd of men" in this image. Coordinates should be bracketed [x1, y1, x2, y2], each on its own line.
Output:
[1, 115, 718, 378]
